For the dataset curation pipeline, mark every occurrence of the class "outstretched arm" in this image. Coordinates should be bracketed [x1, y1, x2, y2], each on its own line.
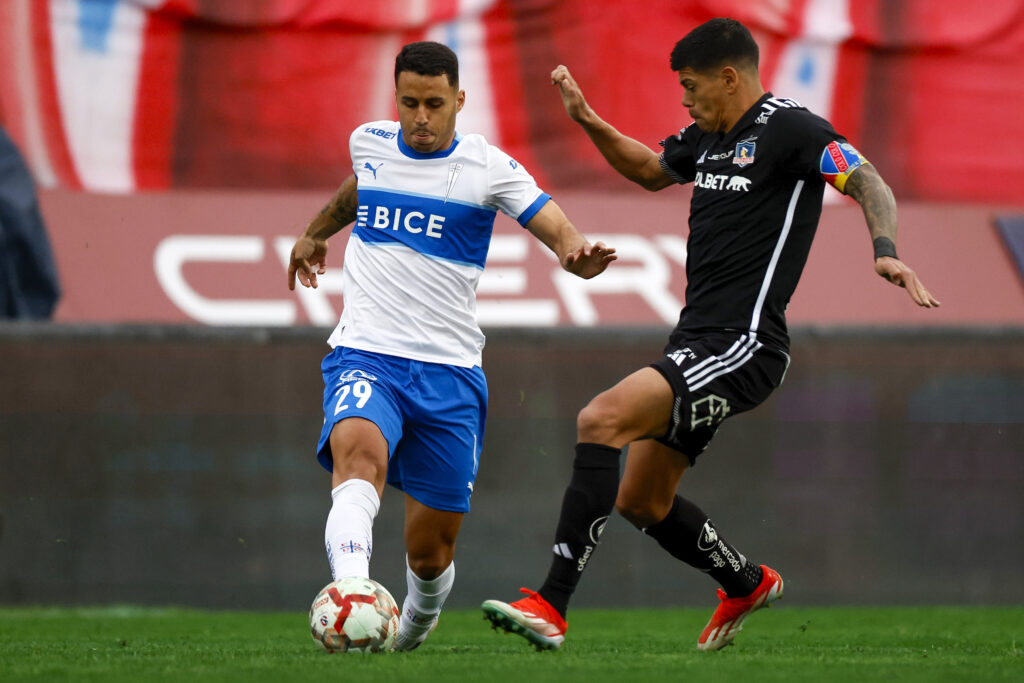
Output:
[525, 200, 616, 279]
[552, 65, 674, 192]
[843, 164, 939, 308]
[288, 175, 358, 290]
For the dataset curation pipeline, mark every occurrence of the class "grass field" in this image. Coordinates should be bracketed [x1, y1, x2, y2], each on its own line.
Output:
[1, 605, 1021, 682]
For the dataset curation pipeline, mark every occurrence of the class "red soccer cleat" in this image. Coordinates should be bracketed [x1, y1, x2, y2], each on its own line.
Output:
[482, 588, 568, 651]
[697, 564, 784, 651]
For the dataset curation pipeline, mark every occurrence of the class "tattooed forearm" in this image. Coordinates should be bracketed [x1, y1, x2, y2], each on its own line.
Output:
[305, 175, 358, 240]
[325, 182, 359, 225]
[844, 164, 897, 243]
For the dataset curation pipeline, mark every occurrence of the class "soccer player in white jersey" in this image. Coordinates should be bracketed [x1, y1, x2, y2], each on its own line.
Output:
[287, 41, 616, 652]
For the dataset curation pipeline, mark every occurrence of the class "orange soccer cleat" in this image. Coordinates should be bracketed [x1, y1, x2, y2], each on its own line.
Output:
[482, 588, 568, 651]
[697, 564, 784, 651]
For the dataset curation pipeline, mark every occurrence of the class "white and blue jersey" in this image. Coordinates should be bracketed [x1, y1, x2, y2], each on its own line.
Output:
[327, 120, 551, 368]
[317, 121, 551, 511]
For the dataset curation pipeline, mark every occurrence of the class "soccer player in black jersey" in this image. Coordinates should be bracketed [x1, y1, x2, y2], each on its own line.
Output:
[482, 17, 939, 651]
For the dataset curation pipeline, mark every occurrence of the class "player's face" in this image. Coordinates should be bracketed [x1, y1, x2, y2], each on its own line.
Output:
[677, 67, 729, 133]
[396, 71, 465, 154]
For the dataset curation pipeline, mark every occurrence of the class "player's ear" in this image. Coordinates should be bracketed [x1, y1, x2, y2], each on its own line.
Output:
[720, 65, 739, 92]
[456, 89, 466, 112]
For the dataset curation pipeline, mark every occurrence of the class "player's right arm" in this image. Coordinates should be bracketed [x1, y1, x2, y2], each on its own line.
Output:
[288, 175, 358, 290]
[841, 164, 939, 308]
[552, 65, 674, 191]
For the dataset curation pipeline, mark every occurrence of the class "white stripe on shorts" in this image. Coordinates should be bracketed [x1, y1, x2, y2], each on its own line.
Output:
[684, 334, 763, 392]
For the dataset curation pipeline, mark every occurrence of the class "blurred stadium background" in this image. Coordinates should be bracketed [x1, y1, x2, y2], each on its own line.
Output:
[1, 0, 1022, 611]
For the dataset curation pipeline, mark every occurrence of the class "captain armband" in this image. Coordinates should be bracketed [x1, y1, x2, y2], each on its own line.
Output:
[819, 140, 869, 193]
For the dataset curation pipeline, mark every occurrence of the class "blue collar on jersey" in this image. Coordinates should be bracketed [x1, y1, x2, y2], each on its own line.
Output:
[397, 130, 462, 159]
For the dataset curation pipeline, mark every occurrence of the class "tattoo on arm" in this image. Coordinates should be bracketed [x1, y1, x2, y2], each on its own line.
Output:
[844, 164, 897, 243]
[307, 176, 358, 240]
[326, 178, 359, 227]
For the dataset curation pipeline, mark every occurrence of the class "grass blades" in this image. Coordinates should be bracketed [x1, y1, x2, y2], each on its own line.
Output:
[1, 606, 1021, 683]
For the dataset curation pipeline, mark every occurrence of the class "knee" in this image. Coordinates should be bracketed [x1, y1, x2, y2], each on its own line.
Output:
[615, 491, 667, 530]
[576, 398, 620, 443]
[328, 421, 388, 487]
[331, 444, 386, 485]
[406, 550, 452, 581]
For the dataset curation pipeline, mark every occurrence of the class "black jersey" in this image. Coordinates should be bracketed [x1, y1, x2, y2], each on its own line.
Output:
[659, 93, 846, 352]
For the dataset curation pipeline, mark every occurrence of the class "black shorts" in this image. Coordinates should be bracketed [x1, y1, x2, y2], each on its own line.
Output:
[649, 332, 790, 464]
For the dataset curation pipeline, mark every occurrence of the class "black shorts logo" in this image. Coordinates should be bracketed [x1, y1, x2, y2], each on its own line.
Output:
[667, 347, 697, 366]
[690, 394, 731, 430]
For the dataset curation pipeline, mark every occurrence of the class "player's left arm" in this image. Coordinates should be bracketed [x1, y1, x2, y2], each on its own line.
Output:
[288, 174, 358, 290]
[525, 200, 616, 279]
[825, 148, 940, 308]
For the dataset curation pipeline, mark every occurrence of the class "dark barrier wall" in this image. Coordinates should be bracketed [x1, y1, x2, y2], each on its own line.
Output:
[1, 325, 1022, 609]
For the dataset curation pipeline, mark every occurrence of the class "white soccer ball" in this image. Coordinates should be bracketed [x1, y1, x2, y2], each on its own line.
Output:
[309, 577, 400, 653]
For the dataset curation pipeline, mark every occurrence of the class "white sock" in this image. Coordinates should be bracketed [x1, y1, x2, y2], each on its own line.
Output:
[397, 558, 455, 644]
[324, 479, 379, 580]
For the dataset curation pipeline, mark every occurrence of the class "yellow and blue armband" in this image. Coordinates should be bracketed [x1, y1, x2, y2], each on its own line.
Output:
[819, 141, 869, 193]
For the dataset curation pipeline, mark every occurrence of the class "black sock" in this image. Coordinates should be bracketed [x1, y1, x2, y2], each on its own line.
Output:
[643, 495, 763, 597]
[537, 443, 620, 617]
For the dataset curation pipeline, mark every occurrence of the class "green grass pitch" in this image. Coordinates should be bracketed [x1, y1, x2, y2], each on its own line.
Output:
[1, 606, 1021, 682]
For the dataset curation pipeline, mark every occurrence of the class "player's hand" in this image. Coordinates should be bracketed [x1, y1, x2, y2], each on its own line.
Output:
[288, 236, 328, 290]
[874, 256, 940, 307]
[551, 65, 592, 123]
[564, 241, 617, 279]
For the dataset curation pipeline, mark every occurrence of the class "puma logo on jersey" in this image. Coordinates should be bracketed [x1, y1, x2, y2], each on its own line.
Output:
[694, 171, 751, 192]
[364, 162, 383, 179]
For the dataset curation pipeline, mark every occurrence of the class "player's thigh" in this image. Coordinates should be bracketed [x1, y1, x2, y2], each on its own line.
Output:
[579, 366, 675, 446]
[403, 493, 464, 579]
[328, 417, 390, 493]
[617, 439, 689, 526]
[318, 348, 406, 492]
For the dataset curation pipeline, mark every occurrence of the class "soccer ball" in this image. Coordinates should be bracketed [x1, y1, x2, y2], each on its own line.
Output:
[309, 577, 400, 653]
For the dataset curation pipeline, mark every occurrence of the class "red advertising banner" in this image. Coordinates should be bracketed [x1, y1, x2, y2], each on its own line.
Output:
[2, 0, 1023, 202]
[41, 188, 1024, 327]
[5, 0, 1024, 326]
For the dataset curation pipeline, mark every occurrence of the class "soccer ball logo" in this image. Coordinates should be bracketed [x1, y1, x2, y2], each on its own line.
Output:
[309, 577, 400, 653]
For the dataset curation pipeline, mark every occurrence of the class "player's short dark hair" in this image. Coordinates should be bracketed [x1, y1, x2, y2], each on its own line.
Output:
[395, 41, 459, 87]
[669, 18, 759, 73]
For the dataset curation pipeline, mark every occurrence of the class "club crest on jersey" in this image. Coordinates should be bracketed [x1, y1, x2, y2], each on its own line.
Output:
[733, 140, 756, 165]
[444, 161, 464, 203]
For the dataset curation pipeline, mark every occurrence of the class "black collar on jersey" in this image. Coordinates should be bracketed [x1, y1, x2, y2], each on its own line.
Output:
[719, 92, 775, 146]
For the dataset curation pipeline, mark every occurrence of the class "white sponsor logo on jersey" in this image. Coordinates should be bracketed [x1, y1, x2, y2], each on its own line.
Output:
[694, 172, 752, 192]
[726, 176, 751, 191]
[363, 206, 446, 237]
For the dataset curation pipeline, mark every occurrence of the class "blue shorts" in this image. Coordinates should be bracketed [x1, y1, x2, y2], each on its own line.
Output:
[317, 347, 488, 513]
